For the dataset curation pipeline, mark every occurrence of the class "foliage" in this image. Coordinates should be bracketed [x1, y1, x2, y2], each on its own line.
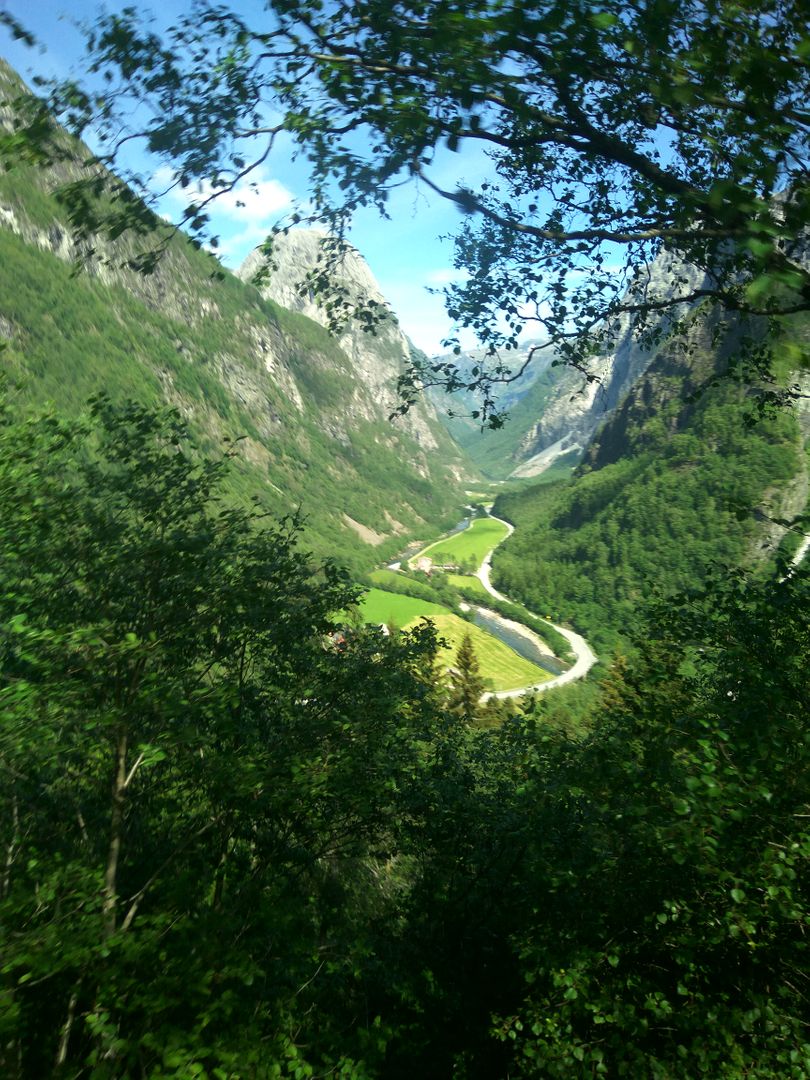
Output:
[495, 568, 810, 1077]
[0, 395, 448, 1078]
[492, 373, 801, 652]
[1, 13, 808, 1071]
[8, 1, 810, 419]
[0, 157, 464, 569]
[0, 394, 806, 1078]
[446, 632, 487, 720]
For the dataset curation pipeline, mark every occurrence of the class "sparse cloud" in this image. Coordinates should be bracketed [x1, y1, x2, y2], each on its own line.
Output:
[378, 278, 479, 356]
[152, 165, 295, 263]
[425, 267, 469, 287]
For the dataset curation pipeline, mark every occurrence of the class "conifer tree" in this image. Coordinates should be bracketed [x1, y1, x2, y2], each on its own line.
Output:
[447, 632, 486, 720]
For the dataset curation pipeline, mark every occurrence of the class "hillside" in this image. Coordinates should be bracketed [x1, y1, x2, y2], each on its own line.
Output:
[0, 60, 470, 569]
[238, 230, 444, 450]
[429, 247, 712, 480]
[429, 352, 576, 480]
[1, 10, 809, 1078]
[491, 313, 809, 651]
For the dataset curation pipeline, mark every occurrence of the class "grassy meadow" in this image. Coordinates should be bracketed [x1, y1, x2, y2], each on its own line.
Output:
[411, 517, 510, 571]
[446, 573, 490, 599]
[430, 615, 550, 691]
[359, 588, 549, 692]
[359, 588, 448, 626]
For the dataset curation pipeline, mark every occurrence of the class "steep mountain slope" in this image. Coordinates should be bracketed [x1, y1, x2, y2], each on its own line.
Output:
[431, 248, 708, 480]
[512, 251, 707, 474]
[426, 341, 568, 480]
[239, 230, 449, 451]
[491, 313, 808, 651]
[0, 60, 470, 568]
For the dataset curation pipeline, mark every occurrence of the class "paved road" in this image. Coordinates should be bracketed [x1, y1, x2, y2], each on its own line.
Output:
[476, 514, 598, 700]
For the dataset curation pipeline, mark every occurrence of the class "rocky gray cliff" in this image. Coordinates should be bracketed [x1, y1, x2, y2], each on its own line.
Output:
[581, 312, 810, 565]
[510, 248, 708, 477]
[238, 230, 447, 452]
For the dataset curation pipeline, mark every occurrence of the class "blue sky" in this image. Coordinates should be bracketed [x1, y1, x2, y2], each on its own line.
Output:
[0, 0, 490, 353]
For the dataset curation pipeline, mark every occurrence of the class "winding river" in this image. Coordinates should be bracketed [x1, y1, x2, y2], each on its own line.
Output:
[409, 511, 598, 700]
[474, 513, 597, 699]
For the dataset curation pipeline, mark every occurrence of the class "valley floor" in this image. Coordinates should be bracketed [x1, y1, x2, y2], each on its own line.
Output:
[360, 511, 597, 699]
[475, 514, 598, 699]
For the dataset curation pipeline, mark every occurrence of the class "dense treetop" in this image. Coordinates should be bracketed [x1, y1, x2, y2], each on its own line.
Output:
[0, 392, 807, 1076]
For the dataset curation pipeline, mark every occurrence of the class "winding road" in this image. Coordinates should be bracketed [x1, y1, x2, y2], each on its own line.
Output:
[476, 514, 597, 700]
[408, 510, 598, 700]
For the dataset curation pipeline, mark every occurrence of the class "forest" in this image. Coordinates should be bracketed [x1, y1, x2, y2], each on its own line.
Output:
[0, 395, 807, 1078]
[492, 365, 803, 653]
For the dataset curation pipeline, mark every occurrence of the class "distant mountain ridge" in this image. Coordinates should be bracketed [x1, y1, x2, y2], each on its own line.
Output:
[430, 248, 709, 479]
[238, 229, 443, 451]
[512, 249, 708, 474]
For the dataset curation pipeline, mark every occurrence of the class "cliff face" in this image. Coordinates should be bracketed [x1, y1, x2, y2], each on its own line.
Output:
[511, 249, 708, 476]
[238, 230, 449, 451]
[0, 59, 470, 566]
[582, 316, 810, 566]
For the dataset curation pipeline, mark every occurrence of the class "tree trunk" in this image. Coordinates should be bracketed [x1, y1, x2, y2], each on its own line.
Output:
[2, 792, 19, 899]
[102, 728, 128, 939]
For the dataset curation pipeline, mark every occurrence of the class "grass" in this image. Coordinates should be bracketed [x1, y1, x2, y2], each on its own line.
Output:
[412, 517, 510, 571]
[446, 573, 490, 599]
[431, 615, 551, 691]
[359, 588, 449, 627]
[358, 588, 550, 692]
[369, 568, 411, 588]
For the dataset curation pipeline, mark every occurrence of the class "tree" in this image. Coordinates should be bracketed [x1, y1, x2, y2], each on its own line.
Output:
[447, 632, 487, 719]
[0, 393, 446, 1077]
[494, 566, 810, 1076]
[4, 1, 808, 419]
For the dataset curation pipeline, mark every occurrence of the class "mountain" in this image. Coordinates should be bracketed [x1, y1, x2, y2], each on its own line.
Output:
[430, 248, 709, 480]
[491, 307, 809, 650]
[512, 250, 708, 475]
[237, 229, 447, 452]
[0, 60, 470, 569]
[426, 340, 569, 480]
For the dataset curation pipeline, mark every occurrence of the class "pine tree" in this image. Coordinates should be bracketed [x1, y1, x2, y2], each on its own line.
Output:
[447, 632, 486, 721]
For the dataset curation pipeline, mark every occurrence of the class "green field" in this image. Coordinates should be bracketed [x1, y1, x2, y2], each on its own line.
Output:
[359, 588, 549, 691]
[446, 573, 490, 599]
[369, 568, 404, 587]
[431, 615, 550, 691]
[411, 517, 510, 571]
[359, 588, 449, 627]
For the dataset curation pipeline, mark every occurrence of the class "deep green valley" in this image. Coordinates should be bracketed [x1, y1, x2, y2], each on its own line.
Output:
[0, 6, 808, 1077]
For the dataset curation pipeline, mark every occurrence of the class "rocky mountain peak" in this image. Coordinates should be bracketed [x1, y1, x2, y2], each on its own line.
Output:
[510, 247, 708, 476]
[238, 230, 442, 449]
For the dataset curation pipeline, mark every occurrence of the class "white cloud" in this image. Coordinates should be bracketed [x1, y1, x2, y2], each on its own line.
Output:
[424, 267, 469, 287]
[152, 166, 295, 264]
[197, 175, 294, 222]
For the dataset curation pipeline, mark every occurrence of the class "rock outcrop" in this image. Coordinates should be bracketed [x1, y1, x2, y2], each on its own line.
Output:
[512, 248, 707, 474]
[238, 230, 445, 451]
[0, 59, 470, 565]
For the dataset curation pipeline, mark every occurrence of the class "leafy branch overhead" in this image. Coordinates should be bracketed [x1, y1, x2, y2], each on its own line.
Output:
[4, 1, 809, 418]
